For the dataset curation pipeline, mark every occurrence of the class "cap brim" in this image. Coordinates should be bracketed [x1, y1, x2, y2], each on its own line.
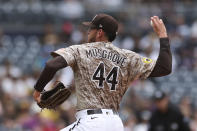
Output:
[82, 22, 92, 26]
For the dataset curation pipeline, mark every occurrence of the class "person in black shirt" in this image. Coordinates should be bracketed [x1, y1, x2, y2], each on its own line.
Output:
[148, 90, 191, 131]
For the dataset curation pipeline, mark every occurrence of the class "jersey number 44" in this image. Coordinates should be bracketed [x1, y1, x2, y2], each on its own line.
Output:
[92, 62, 119, 91]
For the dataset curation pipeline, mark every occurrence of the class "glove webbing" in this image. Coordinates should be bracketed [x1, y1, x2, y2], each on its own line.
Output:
[45, 88, 71, 109]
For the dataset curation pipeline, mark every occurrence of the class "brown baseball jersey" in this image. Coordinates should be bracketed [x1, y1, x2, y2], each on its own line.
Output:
[52, 42, 156, 111]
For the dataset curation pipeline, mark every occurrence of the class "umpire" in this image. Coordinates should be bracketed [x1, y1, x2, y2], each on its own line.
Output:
[148, 90, 191, 131]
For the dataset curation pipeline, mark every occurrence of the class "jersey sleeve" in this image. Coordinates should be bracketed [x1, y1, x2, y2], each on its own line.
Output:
[51, 45, 78, 67]
[128, 53, 156, 80]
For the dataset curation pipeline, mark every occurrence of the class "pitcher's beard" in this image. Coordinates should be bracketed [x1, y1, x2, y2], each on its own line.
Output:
[88, 36, 96, 43]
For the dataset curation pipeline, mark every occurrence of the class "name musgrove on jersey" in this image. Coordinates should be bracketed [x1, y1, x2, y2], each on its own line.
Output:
[86, 48, 127, 66]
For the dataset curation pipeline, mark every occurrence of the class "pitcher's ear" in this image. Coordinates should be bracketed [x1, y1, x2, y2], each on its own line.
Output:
[96, 29, 101, 38]
[98, 29, 105, 37]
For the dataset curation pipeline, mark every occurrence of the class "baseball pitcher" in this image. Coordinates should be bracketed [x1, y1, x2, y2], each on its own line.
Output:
[33, 14, 172, 131]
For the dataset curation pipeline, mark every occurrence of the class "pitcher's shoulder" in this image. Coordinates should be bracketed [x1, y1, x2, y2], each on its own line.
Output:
[66, 44, 88, 50]
[79, 42, 105, 49]
[120, 48, 137, 56]
[83, 42, 103, 46]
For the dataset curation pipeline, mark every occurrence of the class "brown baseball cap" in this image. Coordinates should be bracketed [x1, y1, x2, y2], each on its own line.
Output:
[82, 14, 118, 36]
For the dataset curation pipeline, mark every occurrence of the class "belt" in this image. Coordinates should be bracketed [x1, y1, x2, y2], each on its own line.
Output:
[76, 109, 118, 119]
[87, 109, 118, 115]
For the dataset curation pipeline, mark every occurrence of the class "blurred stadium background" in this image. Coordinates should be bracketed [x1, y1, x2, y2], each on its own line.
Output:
[0, 0, 197, 130]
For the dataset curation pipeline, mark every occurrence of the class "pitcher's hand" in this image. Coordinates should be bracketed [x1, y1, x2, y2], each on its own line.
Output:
[151, 16, 168, 38]
[33, 90, 41, 103]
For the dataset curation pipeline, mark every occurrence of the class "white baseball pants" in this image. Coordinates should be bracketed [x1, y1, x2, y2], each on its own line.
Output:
[60, 109, 124, 131]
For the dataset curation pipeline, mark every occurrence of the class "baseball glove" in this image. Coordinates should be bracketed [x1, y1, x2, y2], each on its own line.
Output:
[37, 82, 71, 110]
